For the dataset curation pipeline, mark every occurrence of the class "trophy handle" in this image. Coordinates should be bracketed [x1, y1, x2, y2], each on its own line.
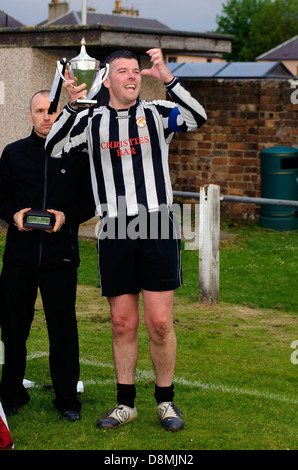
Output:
[56, 60, 77, 89]
[89, 64, 110, 93]
[100, 63, 110, 84]
[56, 60, 67, 82]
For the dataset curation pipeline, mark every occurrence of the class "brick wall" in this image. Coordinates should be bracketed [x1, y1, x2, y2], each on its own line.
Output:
[169, 79, 298, 220]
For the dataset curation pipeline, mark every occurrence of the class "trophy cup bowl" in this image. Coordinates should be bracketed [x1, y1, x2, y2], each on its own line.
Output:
[58, 38, 109, 107]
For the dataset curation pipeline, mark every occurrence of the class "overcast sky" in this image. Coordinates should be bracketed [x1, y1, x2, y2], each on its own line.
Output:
[1, 0, 226, 33]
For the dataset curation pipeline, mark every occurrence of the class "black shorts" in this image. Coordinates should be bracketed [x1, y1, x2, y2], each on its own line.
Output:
[97, 210, 182, 297]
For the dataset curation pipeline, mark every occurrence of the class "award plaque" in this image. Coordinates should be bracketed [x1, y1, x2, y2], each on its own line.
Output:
[23, 210, 55, 230]
[56, 38, 109, 107]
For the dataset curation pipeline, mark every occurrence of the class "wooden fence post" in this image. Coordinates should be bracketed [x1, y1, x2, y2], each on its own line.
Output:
[199, 184, 220, 304]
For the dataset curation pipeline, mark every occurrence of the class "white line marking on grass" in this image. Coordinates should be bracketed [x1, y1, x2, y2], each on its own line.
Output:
[27, 351, 48, 360]
[26, 352, 298, 405]
[79, 358, 114, 369]
[174, 378, 298, 405]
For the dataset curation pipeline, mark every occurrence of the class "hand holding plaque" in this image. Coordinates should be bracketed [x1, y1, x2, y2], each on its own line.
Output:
[23, 210, 55, 230]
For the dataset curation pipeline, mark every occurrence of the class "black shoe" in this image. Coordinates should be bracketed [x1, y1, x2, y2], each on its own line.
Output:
[156, 402, 184, 431]
[97, 405, 138, 429]
[60, 410, 80, 422]
[2, 403, 19, 416]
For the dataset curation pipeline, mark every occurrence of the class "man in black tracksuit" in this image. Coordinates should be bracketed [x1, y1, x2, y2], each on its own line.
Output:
[0, 90, 95, 420]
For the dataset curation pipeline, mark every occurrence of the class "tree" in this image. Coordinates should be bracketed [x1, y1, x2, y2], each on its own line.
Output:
[216, 0, 298, 61]
[245, 0, 298, 59]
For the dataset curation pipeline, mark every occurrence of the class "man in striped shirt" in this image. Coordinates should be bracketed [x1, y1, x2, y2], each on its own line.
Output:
[46, 48, 207, 431]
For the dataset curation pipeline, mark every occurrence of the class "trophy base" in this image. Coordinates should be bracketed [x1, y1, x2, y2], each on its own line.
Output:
[73, 99, 97, 108]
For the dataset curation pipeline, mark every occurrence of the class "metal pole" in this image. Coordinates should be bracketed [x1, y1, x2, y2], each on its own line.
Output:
[173, 191, 298, 208]
[81, 0, 87, 25]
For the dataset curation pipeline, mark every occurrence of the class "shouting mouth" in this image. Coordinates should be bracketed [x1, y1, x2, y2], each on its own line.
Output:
[125, 84, 136, 91]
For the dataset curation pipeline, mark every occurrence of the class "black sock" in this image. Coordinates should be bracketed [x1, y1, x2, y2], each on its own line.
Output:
[117, 383, 136, 408]
[154, 384, 174, 404]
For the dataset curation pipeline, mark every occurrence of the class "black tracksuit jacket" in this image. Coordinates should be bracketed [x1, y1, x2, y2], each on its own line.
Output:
[0, 129, 95, 269]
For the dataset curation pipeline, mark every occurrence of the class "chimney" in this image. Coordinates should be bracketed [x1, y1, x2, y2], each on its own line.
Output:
[113, 1, 139, 16]
[48, 0, 69, 22]
[113, 1, 122, 13]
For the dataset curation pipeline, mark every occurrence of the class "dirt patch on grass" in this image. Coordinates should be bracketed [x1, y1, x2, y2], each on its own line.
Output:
[74, 285, 297, 332]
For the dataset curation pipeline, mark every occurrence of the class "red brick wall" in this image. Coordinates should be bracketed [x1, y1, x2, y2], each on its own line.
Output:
[169, 79, 298, 220]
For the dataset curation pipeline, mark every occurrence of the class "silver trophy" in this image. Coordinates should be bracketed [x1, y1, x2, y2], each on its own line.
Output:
[57, 38, 109, 107]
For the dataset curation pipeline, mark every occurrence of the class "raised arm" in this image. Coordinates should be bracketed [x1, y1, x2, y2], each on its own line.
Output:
[45, 69, 90, 158]
[45, 103, 89, 158]
[165, 77, 207, 132]
[141, 48, 174, 84]
[142, 48, 207, 133]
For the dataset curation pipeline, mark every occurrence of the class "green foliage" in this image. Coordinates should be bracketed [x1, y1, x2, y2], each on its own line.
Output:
[77, 237, 99, 287]
[216, 0, 266, 61]
[179, 219, 298, 313]
[219, 223, 298, 312]
[216, 0, 298, 61]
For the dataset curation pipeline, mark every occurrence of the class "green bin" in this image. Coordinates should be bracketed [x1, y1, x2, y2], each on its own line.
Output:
[259, 146, 298, 231]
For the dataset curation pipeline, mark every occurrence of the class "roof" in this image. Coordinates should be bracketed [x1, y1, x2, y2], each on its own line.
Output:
[168, 61, 294, 79]
[0, 9, 233, 57]
[256, 35, 298, 61]
[0, 9, 24, 27]
[39, 10, 171, 31]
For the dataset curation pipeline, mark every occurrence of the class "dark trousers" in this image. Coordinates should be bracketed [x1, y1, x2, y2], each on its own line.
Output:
[0, 263, 81, 413]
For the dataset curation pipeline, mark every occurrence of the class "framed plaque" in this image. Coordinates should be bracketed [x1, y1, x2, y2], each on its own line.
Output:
[23, 209, 55, 230]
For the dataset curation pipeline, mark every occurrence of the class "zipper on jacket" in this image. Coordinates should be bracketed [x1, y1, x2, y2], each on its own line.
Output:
[38, 151, 48, 266]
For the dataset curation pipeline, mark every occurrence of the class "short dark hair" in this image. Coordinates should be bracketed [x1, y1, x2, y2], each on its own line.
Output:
[29, 90, 50, 110]
[103, 50, 139, 66]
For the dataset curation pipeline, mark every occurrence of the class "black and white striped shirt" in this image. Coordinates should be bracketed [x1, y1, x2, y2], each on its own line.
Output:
[46, 78, 207, 217]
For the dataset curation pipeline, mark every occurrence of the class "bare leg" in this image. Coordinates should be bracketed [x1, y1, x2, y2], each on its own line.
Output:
[143, 290, 177, 387]
[108, 294, 139, 384]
